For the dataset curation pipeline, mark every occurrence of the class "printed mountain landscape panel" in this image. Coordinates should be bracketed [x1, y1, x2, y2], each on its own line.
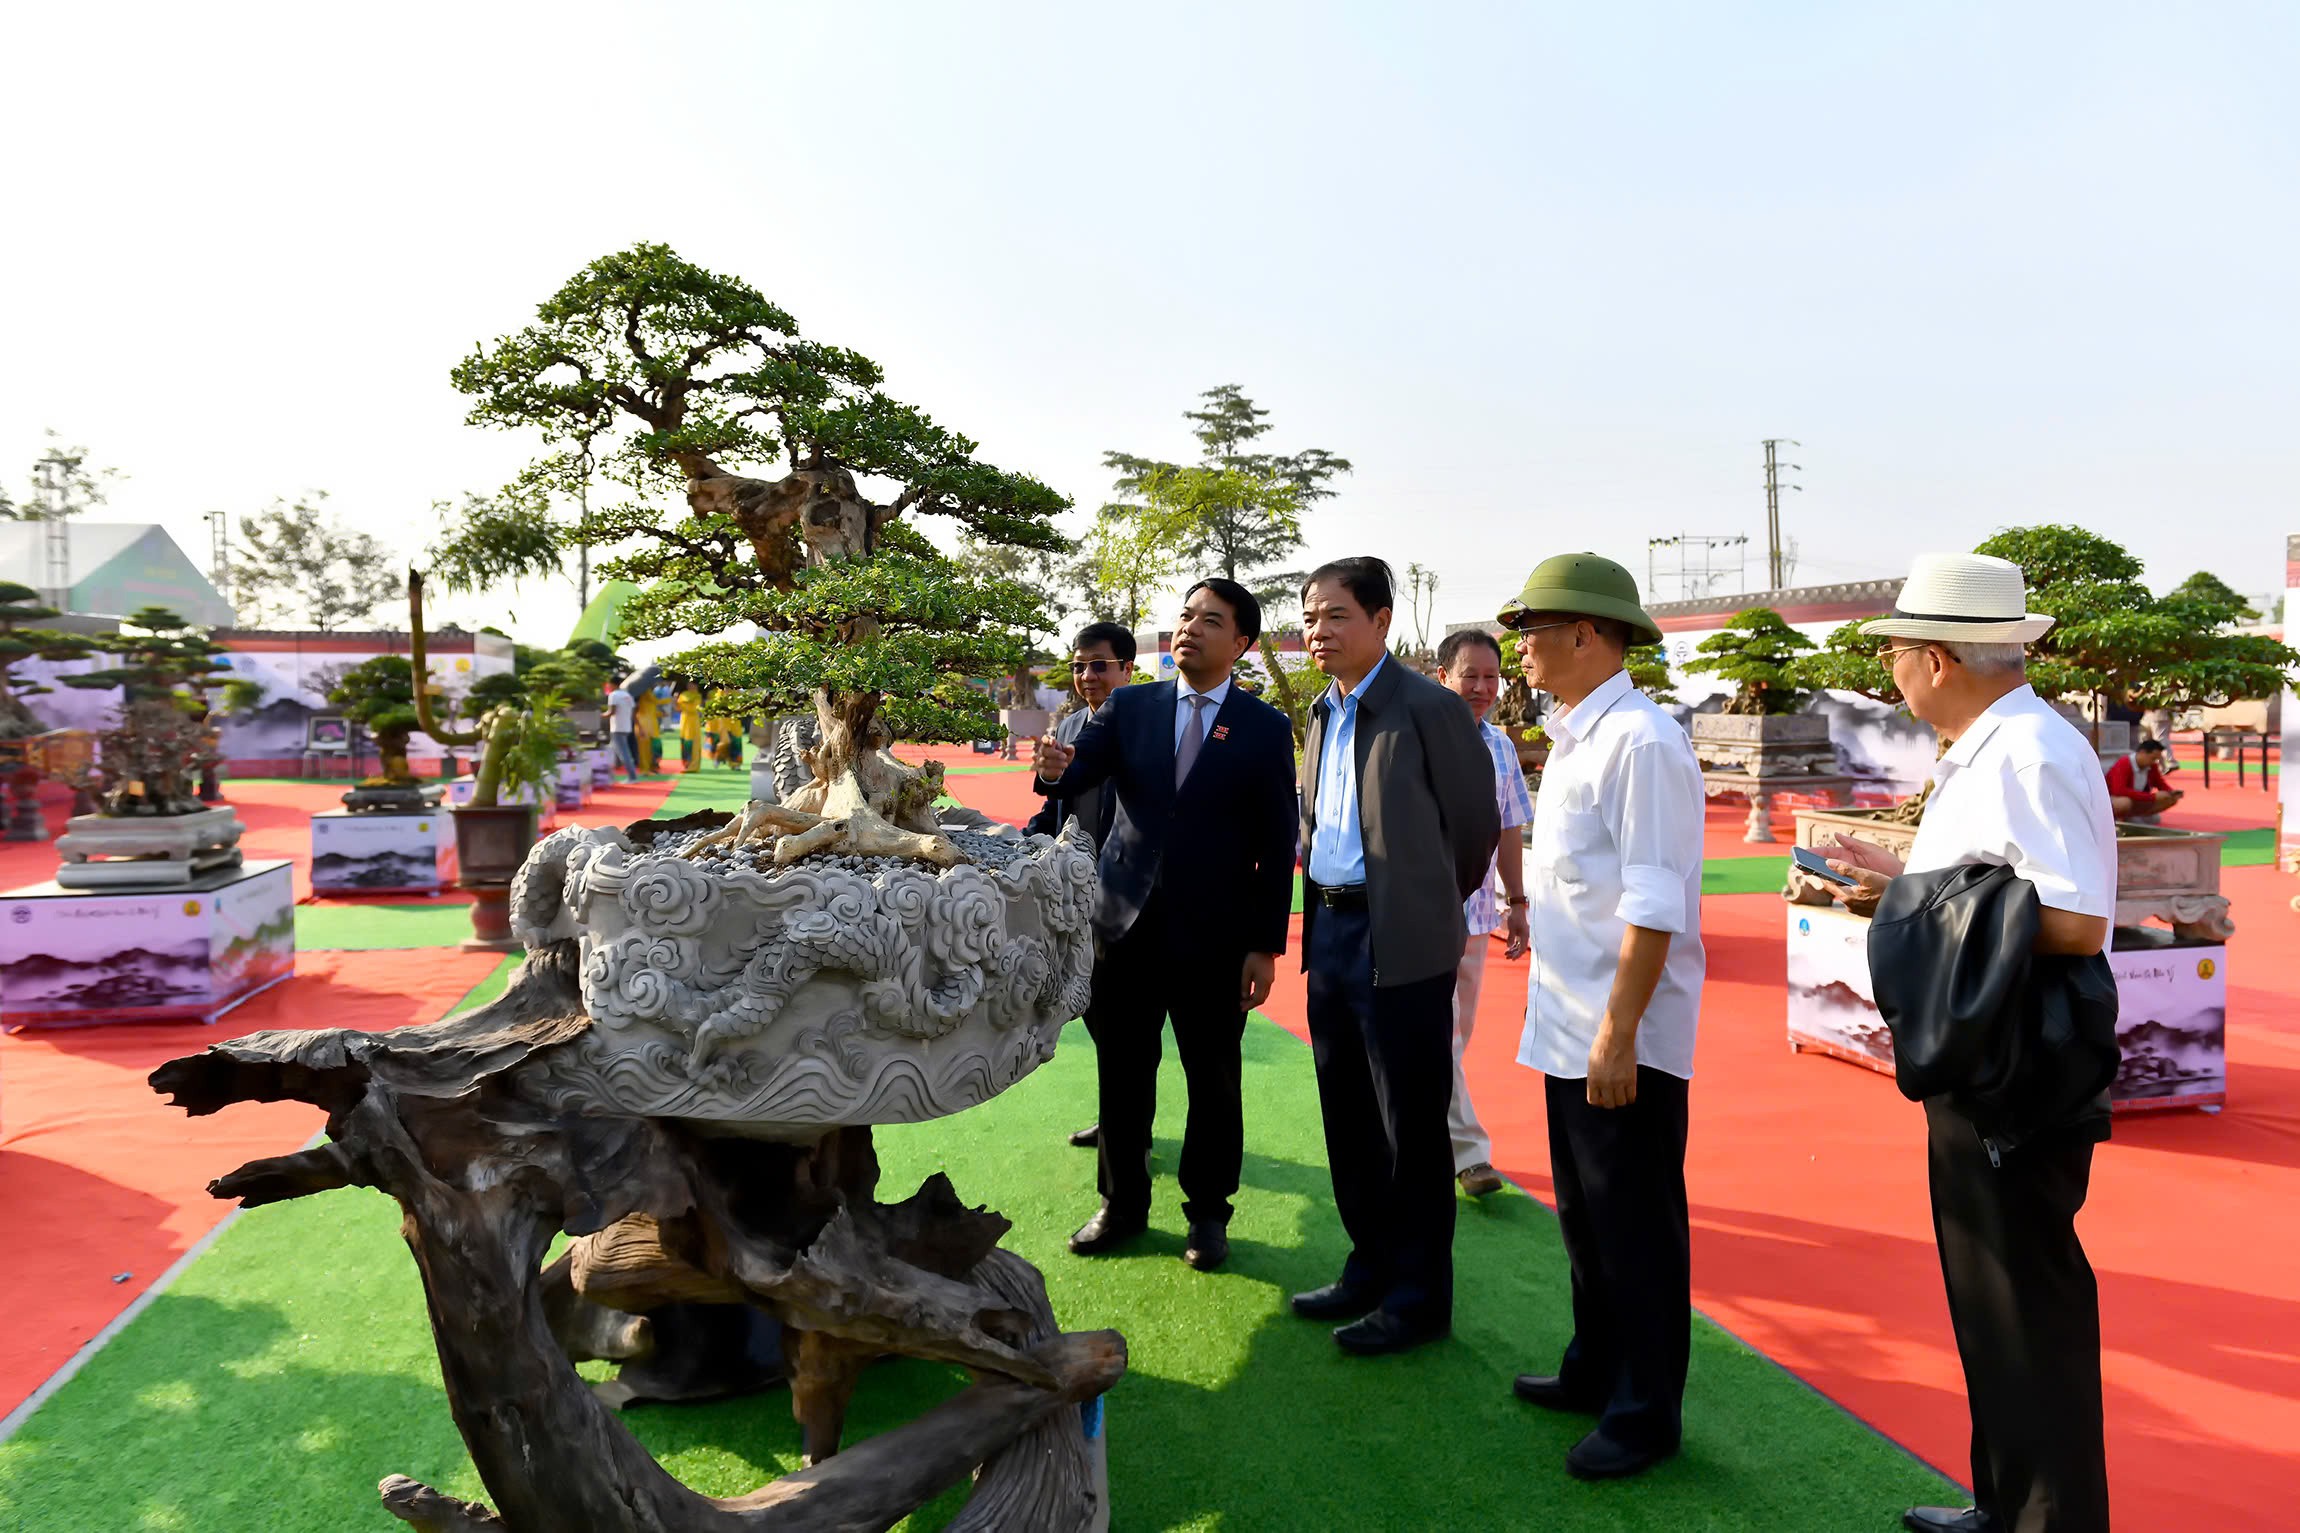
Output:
[0, 861, 297, 1029]
[206, 862, 296, 1006]
[310, 811, 456, 894]
[1786, 904, 2228, 1112]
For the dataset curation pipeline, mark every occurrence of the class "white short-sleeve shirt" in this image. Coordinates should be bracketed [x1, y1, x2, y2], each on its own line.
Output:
[1903, 684, 2118, 945]
[1517, 668, 1708, 1082]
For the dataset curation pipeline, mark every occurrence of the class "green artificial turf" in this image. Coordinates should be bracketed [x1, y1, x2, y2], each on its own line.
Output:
[2219, 826, 2277, 866]
[294, 900, 476, 952]
[0, 1015, 1954, 1531]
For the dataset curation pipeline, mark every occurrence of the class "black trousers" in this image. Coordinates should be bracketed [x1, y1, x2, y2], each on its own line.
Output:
[1089, 896, 1247, 1226]
[1926, 1099, 2110, 1533]
[1303, 902, 1457, 1328]
[1545, 1067, 1691, 1453]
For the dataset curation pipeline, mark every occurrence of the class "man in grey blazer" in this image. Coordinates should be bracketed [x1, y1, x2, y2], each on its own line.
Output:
[1290, 556, 1500, 1355]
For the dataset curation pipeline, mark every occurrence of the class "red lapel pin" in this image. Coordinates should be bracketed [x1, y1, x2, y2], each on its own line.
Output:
[1211, 724, 1230, 741]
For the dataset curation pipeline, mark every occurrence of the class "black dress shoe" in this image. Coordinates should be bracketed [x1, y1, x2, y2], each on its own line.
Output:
[1068, 1124, 1100, 1149]
[1564, 1429, 1673, 1481]
[1181, 1222, 1229, 1271]
[1066, 1206, 1146, 1256]
[1332, 1310, 1449, 1356]
[1902, 1509, 1993, 1533]
[1289, 1281, 1380, 1322]
[1511, 1373, 1603, 1413]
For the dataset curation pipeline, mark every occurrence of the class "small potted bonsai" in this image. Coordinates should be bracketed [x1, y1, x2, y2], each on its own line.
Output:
[1681, 607, 1830, 775]
[326, 654, 437, 813]
[408, 572, 587, 950]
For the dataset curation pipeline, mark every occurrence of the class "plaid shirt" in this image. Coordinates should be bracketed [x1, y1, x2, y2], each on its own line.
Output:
[1465, 718, 1536, 936]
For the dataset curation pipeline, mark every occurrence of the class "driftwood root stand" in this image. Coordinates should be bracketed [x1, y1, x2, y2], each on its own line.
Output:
[150, 941, 1124, 1532]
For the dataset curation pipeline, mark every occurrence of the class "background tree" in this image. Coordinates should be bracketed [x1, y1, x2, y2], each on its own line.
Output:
[1626, 640, 1678, 705]
[230, 493, 402, 630]
[1975, 525, 2297, 713]
[2166, 570, 2261, 623]
[1794, 621, 1897, 703]
[1682, 608, 1815, 715]
[1404, 563, 1439, 656]
[1102, 389, 1347, 737]
[439, 242, 1067, 862]
[1, 431, 121, 521]
[1078, 501, 1181, 631]
[59, 607, 232, 816]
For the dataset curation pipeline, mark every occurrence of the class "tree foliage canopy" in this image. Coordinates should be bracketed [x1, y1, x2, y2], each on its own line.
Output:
[439, 243, 1073, 746]
[1683, 608, 1814, 715]
[231, 493, 401, 631]
[1974, 525, 2296, 710]
[1, 432, 120, 521]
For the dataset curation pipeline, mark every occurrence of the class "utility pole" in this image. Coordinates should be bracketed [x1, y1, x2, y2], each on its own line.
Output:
[204, 510, 232, 614]
[1761, 439, 1801, 591]
[32, 455, 69, 611]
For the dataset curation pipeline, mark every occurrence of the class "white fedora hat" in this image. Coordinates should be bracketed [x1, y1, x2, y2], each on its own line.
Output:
[1860, 553, 2055, 645]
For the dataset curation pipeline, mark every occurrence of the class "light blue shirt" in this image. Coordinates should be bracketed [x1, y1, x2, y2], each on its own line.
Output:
[1173, 677, 1231, 749]
[1307, 653, 1387, 887]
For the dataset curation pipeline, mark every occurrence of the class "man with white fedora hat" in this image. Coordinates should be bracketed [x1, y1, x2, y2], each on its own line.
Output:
[1818, 551, 2116, 1533]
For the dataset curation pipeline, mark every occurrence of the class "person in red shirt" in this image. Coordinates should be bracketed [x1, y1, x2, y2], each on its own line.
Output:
[2106, 738, 2183, 819]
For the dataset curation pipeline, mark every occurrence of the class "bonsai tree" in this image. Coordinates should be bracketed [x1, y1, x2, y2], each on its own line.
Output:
[1682, 607, 1815, 715]
[1795, 621, 1897, 703]
[1973, 526, 2298, 715]
[58, 607, 235, 815]
[0, 581, 93, 739]
[1626, 640, 1678, 706]
[326, 655, 423, 785]
[434, 242, 1067, 865]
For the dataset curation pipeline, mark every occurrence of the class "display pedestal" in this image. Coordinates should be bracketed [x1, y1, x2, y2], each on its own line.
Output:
[588, 746, 614, 788]
[445, 780, 558, 832]
[0, 859, 295, 1030]
[312, 810, 456, 895]
[1785, 905, 2228, 1112]
[555, 760, 593, 810]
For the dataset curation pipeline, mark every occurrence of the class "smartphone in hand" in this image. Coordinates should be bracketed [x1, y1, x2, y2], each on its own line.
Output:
[1791, 845, 1860, 887]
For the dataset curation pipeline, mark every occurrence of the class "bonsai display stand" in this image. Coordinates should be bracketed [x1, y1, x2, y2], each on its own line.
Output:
[55, 805, 246, 888]
[0, 858, 294, 1031]
[1785, 904, 2227, 1113]
[1700, 769, 1855, 843]
[312, 809, 456, 895]
[555, 760, 594, 810]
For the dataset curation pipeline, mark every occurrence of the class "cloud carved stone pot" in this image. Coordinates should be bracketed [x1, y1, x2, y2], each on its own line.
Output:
[507, 821, 1100, 1141]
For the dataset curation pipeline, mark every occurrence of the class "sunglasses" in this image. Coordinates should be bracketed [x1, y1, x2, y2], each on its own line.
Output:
[1069, 659, 1129, 676]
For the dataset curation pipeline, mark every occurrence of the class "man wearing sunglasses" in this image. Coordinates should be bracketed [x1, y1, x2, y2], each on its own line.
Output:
[1027, 622, 1137, 1153]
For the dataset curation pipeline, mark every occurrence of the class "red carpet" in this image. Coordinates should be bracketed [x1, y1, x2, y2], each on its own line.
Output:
[1233, 871, 2300, 1531]
[0, 947, 504, 1417]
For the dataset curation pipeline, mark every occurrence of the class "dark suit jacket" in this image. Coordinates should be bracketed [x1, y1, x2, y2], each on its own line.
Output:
[1034, 679, 1297, 955]
[1299, 660, 1499, 987]
[1024, 706, 1112, 846]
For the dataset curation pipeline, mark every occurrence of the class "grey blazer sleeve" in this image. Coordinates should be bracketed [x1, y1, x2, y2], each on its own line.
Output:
[1423, 688, 1500, 903]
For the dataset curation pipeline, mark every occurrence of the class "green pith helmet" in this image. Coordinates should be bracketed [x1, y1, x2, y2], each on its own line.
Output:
[1496, 553, 1664, 647]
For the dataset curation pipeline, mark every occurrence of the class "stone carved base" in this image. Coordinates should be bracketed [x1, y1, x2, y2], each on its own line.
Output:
[147, 815, 1123, 1532]
[55, 806, 245, 888]
[511, 821, 1098, 1140]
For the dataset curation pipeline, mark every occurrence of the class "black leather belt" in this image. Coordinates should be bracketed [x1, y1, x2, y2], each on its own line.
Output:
[1309, 882, 1368, 911]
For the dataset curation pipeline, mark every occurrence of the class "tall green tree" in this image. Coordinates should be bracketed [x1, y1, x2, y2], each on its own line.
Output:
[2, 431, 121, 521]
[0, 582, 93, 737]
[2166, 570, 2261, 623]
[230, 493, 401, 631]
[1975, 525, 2296, 711]
[441, 242, 1068, 861]
[1103, 387, 1349, 736]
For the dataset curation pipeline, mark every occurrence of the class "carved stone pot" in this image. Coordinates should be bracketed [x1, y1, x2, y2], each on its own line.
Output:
[506, 820, 1100, 1140]
[1690, 711, 1835, 775]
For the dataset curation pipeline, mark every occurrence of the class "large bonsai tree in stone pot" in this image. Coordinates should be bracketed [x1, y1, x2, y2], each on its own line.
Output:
[151, 245, 1122, 1533]
[54, 607, 245, 886]
[1682, 607, 1832, 777]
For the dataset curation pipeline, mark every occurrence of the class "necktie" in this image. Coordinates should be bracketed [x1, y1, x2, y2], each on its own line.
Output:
[1175, 693, 1209, 787]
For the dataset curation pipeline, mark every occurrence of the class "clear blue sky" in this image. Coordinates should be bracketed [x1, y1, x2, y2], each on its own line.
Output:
[3, 2, 2294, 645]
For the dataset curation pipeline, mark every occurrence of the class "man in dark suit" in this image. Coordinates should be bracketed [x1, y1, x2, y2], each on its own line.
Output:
[1291, 556, 1499, 1355]
[1024, 621, 1137, 1150]
[1032, 579, 1298, 1271]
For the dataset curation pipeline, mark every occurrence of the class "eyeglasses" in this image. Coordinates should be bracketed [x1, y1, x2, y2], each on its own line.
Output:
[1070, 659, 1128, 676]
[1878, 644, 1931, 665]
[1507, 621, 1578, 639]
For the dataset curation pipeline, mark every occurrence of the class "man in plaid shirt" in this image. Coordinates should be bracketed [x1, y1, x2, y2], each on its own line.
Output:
[1434, 629, 1535, 1196]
